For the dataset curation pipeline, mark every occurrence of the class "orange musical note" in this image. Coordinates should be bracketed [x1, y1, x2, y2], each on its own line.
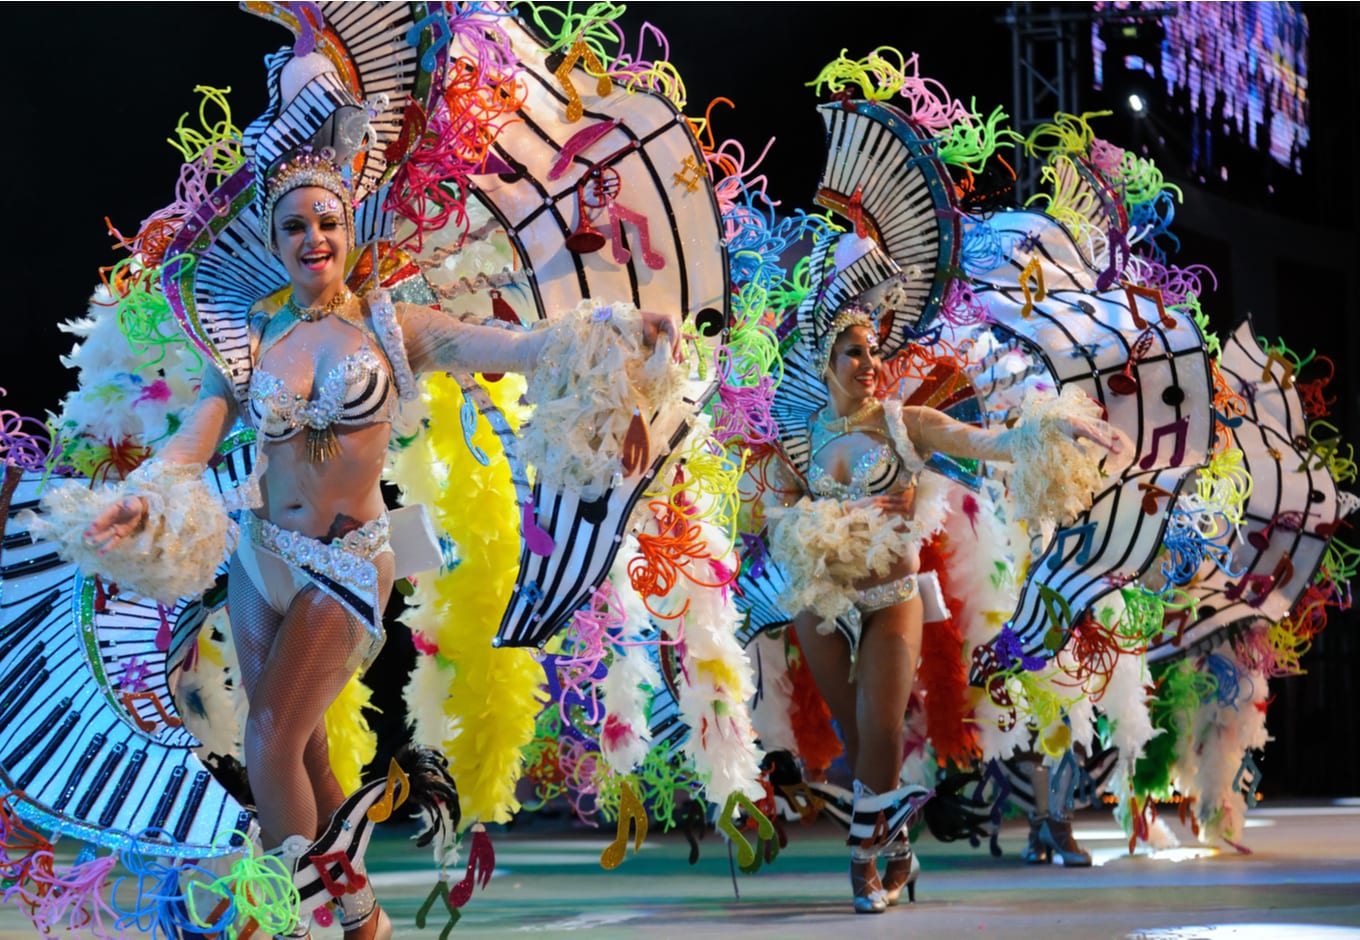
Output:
[620, 407, 650, 476]
[1139, 416, 1190, 470]
[777, 783, 824, 824]
[121, 691, 183, 734]
[1261, 351, 1296, 390]
[310, 850, 368, 898]
[600, 779, 648, 869]
[554, 39, 613, 123]
[847, 186, 867, 238]
[1270, 551, 1295, 588]
[1121, 281, 1176, 331]
[1018, 257, 1046, 318]
[366, 758, 410, 823]
[1137, 482, 1175, 515]
[606, 202, 665, 270]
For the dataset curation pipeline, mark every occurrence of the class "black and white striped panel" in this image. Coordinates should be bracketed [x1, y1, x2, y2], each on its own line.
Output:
[0, 472, 247, 857]
[1147, 322, 1339, 661]
[495, 392, 705, 648]
[814, 100, 958, 335]
[975, 267, 1214, 660]
[467, 16, 729, 329]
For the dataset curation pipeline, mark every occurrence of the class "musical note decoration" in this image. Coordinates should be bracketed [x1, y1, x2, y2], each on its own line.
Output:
[600, 778, 648, 869]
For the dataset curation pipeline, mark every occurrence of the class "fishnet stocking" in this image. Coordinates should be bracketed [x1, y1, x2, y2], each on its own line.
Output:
[228, 550, 395, 847]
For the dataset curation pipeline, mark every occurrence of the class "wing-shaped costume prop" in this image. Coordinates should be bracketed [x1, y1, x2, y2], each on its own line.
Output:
[0, 444, 257, 859]
[468, 17, 729, 647]
[1145, 321, 1342, 659]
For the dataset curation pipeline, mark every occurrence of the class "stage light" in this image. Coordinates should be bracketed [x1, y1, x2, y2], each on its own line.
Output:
[1127, 92, 1148, 116]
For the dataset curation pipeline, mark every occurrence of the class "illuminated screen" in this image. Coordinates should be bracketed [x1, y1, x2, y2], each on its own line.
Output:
[1093, 2, 1309, 175]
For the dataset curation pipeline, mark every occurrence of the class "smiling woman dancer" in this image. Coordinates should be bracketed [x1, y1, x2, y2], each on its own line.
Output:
[767, 259, 1123, 914]
[39, 140, 680, 939]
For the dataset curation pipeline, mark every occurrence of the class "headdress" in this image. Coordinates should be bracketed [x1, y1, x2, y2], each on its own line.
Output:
[260, 147, 356, 251]
[814, 305, 877, 376]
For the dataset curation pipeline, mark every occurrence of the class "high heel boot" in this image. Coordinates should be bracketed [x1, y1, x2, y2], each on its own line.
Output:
[1021, 762, 1091, 866]
[849, 848, 887, 914]
[880, 836, 920, 905]
[847, 780, 930, 912]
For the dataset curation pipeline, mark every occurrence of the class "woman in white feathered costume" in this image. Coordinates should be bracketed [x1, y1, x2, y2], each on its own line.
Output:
[31, 52, 684, 940]
[766, 238, 1125, 914]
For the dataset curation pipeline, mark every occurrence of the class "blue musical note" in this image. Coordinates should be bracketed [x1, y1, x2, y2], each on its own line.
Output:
[405, 11, 451, 74]
[1046, 522, 1097, 571]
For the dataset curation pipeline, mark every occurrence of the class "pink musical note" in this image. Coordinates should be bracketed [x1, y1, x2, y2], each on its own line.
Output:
[548, 118, 622, 181]
[607, 202, 665, 270]
[522, 498, 556, 557]
[1046, 522, 1097, 571]
[1139, 416, 1190, 470]
[448, 824, 494, 908]
[1224, 573, 1275, 605]
[155, 603, 172, 652]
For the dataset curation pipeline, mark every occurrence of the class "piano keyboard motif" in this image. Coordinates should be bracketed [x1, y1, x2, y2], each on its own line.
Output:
[453, 17, 728, 647]
[969, 216, 1215, 660]
[814, 100, 959, 339]
[0, 437, 259, 857]
[1146, 322, 1339, 660]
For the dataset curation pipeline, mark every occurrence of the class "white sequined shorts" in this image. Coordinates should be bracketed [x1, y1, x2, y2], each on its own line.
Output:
[235, 512, 392, 673]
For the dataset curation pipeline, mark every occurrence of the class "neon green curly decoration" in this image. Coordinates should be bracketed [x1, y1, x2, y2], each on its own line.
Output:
[934, 102, 1021, 173]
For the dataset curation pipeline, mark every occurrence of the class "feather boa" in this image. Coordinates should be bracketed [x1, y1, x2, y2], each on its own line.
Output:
[998, 385, 1118, 530]
[26, 459, 233, 604]
[598, 547, 661, 774]
[519, 300, 688, 501]
[915, 537, 978, 767]
[392, 372, 547, 824]
[767, 497, 923, 626]
[746, 631, 799, 756]
[642, 509, 764, 807]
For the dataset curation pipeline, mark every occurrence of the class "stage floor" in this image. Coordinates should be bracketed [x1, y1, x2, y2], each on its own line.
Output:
[3, 800, 1358, 938]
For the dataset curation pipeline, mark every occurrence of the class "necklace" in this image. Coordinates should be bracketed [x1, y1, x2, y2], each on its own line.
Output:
[815, 397, 883, 435]
[283, 288, 354, 322]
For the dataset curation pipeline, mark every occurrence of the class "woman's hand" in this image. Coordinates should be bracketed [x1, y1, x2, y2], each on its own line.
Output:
[850, 491, 916, 525]
[637, 309, 684, 364]
[1061, 416, 1127, 455]
[84, 496, 148, 556]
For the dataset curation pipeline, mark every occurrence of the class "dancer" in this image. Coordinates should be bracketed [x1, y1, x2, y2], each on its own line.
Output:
[766, 259, 1124, 913]
[42, 139, 679, 938]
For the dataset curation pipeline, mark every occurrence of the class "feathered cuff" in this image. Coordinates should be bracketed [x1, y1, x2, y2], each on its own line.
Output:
[767, 497, 922, 630]
[996, 385, 1113, 529]
[26, 460, 234, 603]
[520, 300, 687, 500]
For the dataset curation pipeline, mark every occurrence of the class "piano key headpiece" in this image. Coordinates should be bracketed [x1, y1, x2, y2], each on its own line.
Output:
[801, 233, 908, 377]
[260, 147, 356, 253]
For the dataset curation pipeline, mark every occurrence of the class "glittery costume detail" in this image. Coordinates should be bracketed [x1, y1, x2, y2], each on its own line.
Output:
[238, 512, 391, 674]
[24, 459, 234, 604]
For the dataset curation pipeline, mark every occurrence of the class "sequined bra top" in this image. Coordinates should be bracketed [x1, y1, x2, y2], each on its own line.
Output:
[806, 400, 924, 500]
[247, 342, 397, 443]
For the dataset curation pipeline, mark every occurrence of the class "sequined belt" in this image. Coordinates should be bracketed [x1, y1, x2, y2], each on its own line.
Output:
[852, 573, 919, 614]
[242, 512, 390, 589]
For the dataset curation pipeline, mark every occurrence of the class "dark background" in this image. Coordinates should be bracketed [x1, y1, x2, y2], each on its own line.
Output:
[3, 3, 1356, 797]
